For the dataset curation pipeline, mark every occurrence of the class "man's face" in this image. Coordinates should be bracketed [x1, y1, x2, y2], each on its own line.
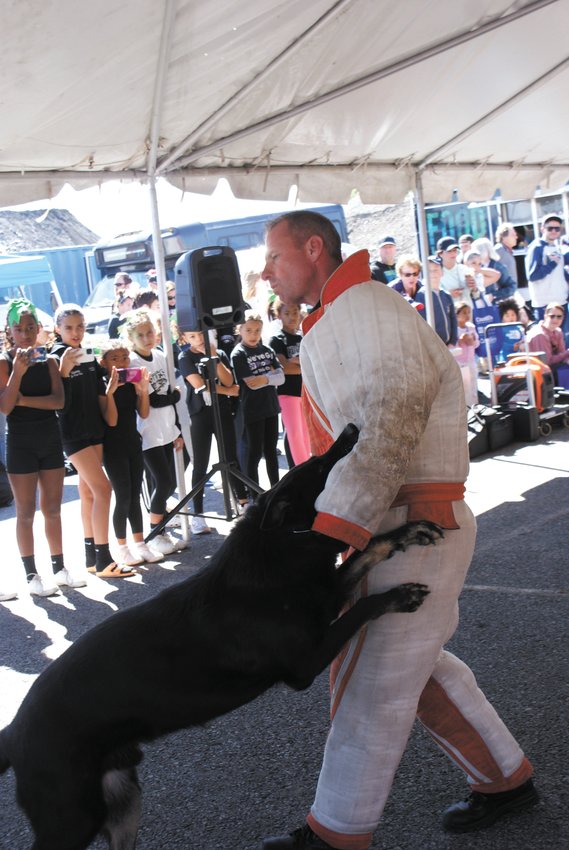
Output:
[542, 221, 562, 243]
[441, 247, 459, 269]
[427, 261, 443, 288]
[458, 237, 472, 254]
[379, 243, 396, 264]
[262, 221, 315, 305]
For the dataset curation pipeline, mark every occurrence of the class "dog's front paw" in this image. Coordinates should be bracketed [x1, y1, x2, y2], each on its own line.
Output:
[385, 521, 443, 557]
[380, 582, 430, 614]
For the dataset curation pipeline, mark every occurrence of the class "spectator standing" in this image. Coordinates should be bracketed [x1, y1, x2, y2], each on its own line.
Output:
[525, 214, 569, 311]
[458, 233, 474, 260]
[451, 301, 480, 405]
[370, 236, 397, 284]
[0, 299, 80, 599]
[108, 293, 133, 339]
[259, 210, 536, 850]
[494, 222, 519, 287]
[269, 301, 311, 466]
[178, 329, 248, 533]
[415, 256, 457, 346]
[472, 237, 517, 300]
[126, 309, 186, 556]
[231, 311, 284, 497]
[99, 342, 161, 566]
[438, 236, 469, 299]
[388, 255, 423, 308]
[52, 304, 134, 579]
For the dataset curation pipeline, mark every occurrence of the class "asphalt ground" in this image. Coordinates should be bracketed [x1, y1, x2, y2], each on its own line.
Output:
[1, 428, 568, 850]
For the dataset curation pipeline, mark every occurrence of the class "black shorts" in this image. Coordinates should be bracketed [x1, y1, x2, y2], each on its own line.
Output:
[63, 437, 103, 458]
[7, 419, 65, 475]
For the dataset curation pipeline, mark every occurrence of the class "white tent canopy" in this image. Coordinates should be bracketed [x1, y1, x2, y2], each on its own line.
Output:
[1, 0, 568, 208]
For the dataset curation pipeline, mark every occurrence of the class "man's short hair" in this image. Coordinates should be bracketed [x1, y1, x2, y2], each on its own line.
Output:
[266, 211, 342, 263]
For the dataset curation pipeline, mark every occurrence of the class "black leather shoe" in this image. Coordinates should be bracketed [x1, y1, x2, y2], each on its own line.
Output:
[442, 778, 539, 833]
[261, 824, 335, 849]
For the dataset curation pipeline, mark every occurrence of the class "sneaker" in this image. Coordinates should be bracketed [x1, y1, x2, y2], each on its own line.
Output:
[190, 516, 211, 535]
[0, 588, 18, 602]
[115, 544, 144, 567]
[166, 532, 188, 551]
[54, 568, 88, 589]
[132, 542, 164, 564]
[150, 533, 178, 556]
[28, 575, 60, 597]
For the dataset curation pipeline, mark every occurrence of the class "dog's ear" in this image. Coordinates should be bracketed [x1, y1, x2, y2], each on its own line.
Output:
[259, 496, 290, 531]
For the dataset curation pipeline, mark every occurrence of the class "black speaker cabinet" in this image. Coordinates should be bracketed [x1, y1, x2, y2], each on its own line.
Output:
[175, 246, 246, 332]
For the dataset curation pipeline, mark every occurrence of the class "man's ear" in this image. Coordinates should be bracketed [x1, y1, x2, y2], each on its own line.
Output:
[259, 496, 290, 531]
[306, 235, 324, 263]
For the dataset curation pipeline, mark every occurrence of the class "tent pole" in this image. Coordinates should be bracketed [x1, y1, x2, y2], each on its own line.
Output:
[147, 175, 189, 541]
[414, 169, 435, 331]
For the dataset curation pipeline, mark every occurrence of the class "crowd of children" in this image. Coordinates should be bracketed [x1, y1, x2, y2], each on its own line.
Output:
[0, 282, 309, 602]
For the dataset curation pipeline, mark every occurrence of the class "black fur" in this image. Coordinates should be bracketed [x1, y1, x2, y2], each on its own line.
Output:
[0, 424, 441, 850]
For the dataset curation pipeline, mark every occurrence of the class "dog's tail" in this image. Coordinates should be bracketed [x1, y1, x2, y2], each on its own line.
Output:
[0, 729, 11, 774]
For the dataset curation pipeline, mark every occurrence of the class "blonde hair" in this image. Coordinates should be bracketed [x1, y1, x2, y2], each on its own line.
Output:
[396, 255, 422, 276]
[124, 308, 157, 342]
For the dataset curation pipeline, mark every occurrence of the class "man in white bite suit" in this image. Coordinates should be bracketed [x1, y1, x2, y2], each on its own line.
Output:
[260, 212, 537, 850]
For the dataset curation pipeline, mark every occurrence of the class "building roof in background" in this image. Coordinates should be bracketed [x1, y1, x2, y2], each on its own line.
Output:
[0, 209, 99, 253]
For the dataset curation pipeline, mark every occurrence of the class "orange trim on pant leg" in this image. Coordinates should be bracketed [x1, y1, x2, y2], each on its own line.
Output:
[306, 813, 372, 850]
[417, 677, 533, 792]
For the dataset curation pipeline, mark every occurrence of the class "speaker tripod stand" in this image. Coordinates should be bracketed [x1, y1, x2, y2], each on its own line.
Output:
[145, 343, 262, 543]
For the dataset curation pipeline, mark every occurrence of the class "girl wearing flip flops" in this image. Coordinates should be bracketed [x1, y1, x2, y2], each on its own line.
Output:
[51, 304, 135, 579]
[99, 341, 163, 566]
[0, 298, 82, 598]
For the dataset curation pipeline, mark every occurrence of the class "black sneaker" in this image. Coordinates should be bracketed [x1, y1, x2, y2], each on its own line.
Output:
[262, 824, 335, 849]
[442, 778, 539, 833]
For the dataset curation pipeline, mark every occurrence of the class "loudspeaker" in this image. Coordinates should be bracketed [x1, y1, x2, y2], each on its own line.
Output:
[175, 246, 246, 331]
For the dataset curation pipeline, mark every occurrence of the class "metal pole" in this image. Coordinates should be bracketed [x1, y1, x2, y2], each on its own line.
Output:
[148, 175, 189, 541]
[414, 169, 435, 330]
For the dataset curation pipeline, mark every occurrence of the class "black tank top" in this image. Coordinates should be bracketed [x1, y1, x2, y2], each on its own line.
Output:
[1, 351, 56, 424]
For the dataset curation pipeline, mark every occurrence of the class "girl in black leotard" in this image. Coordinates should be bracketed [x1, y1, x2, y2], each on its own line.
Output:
[51, 304, 135, 579]
[99, 341, 161, 566]
[0, 299, 83, 598]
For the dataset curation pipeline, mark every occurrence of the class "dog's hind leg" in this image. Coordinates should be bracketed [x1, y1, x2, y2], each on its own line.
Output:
[283, 584, 429, 690]
[101, 766, 141, 850]
[338, 520, 443, 594]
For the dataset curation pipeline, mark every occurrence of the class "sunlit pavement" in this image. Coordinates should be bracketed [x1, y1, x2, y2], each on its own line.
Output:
[1, 431, 568, 849]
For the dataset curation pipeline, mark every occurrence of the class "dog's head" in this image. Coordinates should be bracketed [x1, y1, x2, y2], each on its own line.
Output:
[258, 423, 359, 533]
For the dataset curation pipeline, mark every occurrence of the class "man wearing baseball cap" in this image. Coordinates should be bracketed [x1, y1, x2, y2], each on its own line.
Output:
[525, 214, 569, 312]
[437, 236, 470, 300]
[370, 236, 397, 284]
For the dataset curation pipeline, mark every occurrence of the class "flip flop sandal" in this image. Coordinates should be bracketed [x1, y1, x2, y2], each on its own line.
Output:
[95, 563, 136, 579]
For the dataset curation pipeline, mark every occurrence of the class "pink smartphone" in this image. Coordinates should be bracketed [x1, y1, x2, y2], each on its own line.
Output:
[116, 367, 143, 384]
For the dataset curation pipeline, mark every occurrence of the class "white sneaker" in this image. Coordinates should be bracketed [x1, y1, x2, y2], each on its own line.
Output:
[150, 533, 178, 556]
[132, 542, 164, 564]
[0, 588, 18, 602]
[54, 568, 88, 589]
[190, 516, 212, 536]
[28, 575, 60, 597]
[166, 532, 188, 551]
[115, 544, 144, 567]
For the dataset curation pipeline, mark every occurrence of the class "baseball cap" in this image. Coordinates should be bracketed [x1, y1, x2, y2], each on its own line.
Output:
[114, 272, 132, 286]
[427, 255, 442, 266]
[437, 236, 460, 252]
[146, 268, 157, 280]
[542, 214, 563, 226]
[379, 236, 396, 247]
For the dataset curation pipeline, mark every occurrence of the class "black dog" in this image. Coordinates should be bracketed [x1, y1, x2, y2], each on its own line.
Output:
[0, 424, 441, 850]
